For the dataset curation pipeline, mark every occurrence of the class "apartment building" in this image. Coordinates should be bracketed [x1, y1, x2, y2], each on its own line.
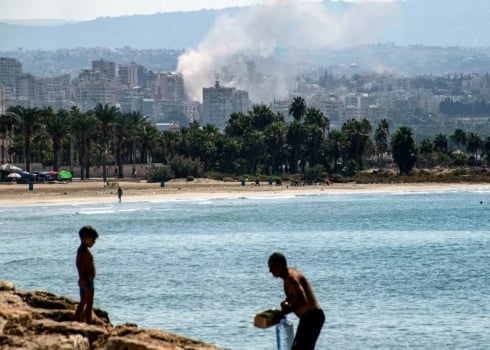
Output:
[92, 59, 116, 81]
[0, 83, 5, 115]
[0, 57, 22, 92]
[201, 81, 250, 129]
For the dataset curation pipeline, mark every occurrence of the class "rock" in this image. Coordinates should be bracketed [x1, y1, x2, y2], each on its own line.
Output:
[0, 281, 14, 291]
[0, 281, 222, 350]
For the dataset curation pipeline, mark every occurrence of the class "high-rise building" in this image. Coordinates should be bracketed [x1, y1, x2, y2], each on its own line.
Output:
[155, 72, 184, 103]
[118, 62, 147, 88]
[17, 73, 41, 102]
[201, 81, 250, 129]
[0, 57, 22, 94]
[92, 59, 116, 81]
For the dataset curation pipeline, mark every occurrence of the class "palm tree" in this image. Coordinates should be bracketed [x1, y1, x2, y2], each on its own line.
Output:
[137, 124, 159, 167]
[94, 103, 119, 182]
[41, 107, 70, 171]
[433, 133, 448, 153]
[418, 138, 434, 168]
[71, 107, 97, 179]
[484, 137, 490, 168]
[249, 104, 280, 131]
[391, 126, 417, 175]
[159, 129, 182, 165]
[466, 132, 483, 163]
[0, 112, 18, 163]
[225, 112, 250, 137]
[325, 129, 347, 173]
[374, 119, 390, 167]
[264, 121, 288, 175]
[304, 107, 330, 134]
[124, 111, 151, 172]
[289, 96, 307, 122]
[450, 128, 466, 151]
[7, 106, 41, 172]
[341, 118, 373, 169]
[287, 120, 307, 173]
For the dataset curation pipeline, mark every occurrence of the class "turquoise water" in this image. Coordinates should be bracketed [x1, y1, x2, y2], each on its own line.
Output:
[1, 189, 489, 349]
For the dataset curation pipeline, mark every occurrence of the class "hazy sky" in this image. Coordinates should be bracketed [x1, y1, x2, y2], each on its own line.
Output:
[0, 0, 392, 20]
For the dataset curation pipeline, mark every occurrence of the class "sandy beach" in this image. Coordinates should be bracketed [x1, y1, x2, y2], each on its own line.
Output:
[1, 178, 490, 206]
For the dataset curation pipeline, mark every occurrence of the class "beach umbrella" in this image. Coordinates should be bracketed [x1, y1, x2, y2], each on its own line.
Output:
[7, 173, 21, 179]
[58, 170, 72, 180]
[0, 163, 22, 172]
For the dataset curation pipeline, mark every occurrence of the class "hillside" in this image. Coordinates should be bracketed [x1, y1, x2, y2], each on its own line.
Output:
[0, 0, 489, 51]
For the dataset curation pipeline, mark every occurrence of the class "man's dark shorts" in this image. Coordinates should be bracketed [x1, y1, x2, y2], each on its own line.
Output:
[292, 308, 325, 350]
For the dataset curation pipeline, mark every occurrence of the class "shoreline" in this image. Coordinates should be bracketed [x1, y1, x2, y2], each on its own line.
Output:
[1, 179, 490, 207]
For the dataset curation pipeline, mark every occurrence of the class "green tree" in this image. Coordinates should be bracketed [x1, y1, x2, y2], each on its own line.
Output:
[418, 138, 434, 168]
[159, 129, 182, 165]
[287, 120, 307, 173]
[324, 129, 347, 172]
[41, 107, 70, 171]
[433, 133, 448, 153]
[224, 112, 250, 137]
[139, 124, 160, 168]
[466, 132, 483, 163]
[114, 111, 150, 178]
[391, 126, 417, 175]
[264, 121, 288, 175]
[289, 96, 307, 121]
[304, 107, 329, 134]
[7, 106, 41, 172]
[0, 112, 17, 163]
[71, 107, 97, 179]
[341, 118, 373, 169]
[450, 128, 466, 151]
[484, 137, 490, 168]
[94, 103, 119, 182]
[374, 119, 390, 167]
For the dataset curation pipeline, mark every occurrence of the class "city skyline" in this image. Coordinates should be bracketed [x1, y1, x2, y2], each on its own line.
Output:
[1, 0, 391, 21]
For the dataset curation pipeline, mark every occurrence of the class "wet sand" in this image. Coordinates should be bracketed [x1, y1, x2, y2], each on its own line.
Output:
[1, 178, 490, 207]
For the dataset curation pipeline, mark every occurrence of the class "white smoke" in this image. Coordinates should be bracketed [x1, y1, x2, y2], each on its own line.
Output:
[177, 0, 397, 102]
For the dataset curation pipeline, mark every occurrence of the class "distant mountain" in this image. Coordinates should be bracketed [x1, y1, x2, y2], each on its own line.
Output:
[0, 0, 489, 51]
[0, 19, 79, 26]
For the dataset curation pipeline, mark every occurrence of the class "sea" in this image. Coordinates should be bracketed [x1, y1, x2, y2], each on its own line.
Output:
[1, 187, 489, 350]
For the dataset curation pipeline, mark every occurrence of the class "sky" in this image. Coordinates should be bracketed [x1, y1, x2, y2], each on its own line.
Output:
[0, 0, 392, 21]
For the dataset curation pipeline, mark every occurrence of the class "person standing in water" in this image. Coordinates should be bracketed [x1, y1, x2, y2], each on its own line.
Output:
[74, 225, 98, 324]
[268, 252, 325, 350]
[117, 186, 123, 203]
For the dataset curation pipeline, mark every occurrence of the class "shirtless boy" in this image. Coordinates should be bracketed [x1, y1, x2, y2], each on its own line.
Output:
[74, 225, 98, 323]
[268, 252, 325, 350]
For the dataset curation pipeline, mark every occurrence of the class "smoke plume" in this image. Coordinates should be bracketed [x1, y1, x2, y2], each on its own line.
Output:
[177, 0, 397, 102]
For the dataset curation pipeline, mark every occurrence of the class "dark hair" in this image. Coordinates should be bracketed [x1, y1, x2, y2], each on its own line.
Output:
[79, 225, 99, 240]
[268, 252, 287, 267]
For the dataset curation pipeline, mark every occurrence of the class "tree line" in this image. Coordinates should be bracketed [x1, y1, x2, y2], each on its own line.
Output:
[1, 97, 490, 183]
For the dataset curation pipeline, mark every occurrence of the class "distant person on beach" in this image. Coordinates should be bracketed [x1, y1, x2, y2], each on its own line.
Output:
[268, 252, 325, 350]
[74, 225, 98, 324]
[117, 186, 123, 203]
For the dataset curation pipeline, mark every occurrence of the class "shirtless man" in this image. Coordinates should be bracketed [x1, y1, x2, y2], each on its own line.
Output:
[74, 225, 98, 324]
[268, 252, 325, 350]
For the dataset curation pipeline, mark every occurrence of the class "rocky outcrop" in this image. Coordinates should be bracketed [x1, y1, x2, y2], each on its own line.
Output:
[0, 281, 222, 350]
